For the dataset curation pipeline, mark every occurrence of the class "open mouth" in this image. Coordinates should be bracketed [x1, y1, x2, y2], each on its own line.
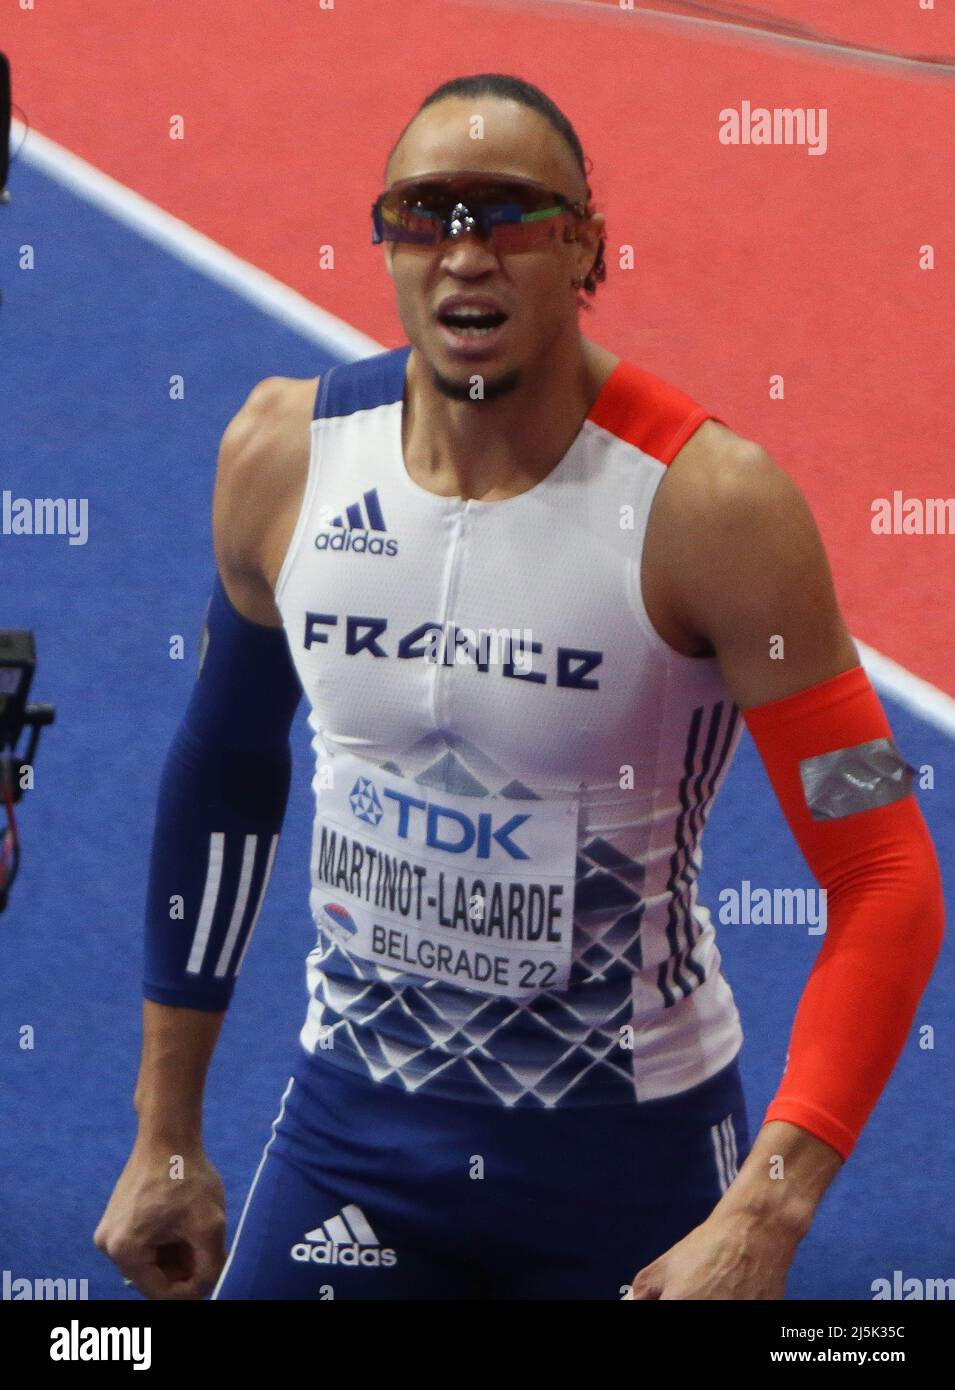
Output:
[437, 307, 509, 338]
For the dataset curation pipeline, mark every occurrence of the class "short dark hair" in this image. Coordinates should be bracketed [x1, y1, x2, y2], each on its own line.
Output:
[386, 73, 607, 308]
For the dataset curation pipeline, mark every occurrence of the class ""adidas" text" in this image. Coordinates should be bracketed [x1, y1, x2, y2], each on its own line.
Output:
[291, 1240, 397, 1267]
[315, 530, 398, 557]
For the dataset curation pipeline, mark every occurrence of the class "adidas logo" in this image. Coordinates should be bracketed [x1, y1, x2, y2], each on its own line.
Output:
[290, 1204, 397, 1267]
[315, 488, 398, 557]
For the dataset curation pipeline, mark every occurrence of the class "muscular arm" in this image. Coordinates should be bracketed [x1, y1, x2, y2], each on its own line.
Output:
[212, 374, 319, 624]
[136, 380, 314, 1128]
[652, 421, 860, 702]
[96, 379, 316, 1298]
[653, 424, 943, 1235]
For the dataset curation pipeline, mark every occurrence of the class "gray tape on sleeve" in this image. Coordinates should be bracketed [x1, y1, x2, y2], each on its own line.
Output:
[799, 737, 915, 821]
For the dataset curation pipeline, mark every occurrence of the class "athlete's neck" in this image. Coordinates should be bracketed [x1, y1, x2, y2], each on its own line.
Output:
[402, 337, 619, 502]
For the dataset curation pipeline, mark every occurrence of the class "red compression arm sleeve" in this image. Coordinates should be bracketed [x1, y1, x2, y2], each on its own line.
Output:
[741, 665, 945, 1160]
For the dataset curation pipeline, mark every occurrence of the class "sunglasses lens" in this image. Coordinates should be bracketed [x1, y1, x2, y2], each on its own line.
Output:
[376, 181, 574, 249]
[379, 196, 444, 244]
[487, 206, 567, 253]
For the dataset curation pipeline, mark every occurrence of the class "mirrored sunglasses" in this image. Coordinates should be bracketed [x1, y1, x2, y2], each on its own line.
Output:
[371, 174, 589, 253]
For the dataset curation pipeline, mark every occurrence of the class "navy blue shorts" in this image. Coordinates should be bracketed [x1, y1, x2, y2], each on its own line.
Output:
[213, 1051, 749, 1301]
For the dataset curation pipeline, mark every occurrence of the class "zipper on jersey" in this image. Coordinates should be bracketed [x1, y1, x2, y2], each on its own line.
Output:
[429, 499, 470, 753]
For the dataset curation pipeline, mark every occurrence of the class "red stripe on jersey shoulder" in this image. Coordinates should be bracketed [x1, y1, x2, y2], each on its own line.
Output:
[587, 358, 725, 466]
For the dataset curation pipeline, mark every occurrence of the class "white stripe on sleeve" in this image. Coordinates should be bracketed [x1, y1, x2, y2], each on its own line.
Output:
[214, 834, 258, 978]
[234, 833, 280, 977]
[186, 832, 225, 974]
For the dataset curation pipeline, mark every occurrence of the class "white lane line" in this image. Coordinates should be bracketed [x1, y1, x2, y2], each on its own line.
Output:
[10, 121, 380, 360]
[857, 642, 955, 741]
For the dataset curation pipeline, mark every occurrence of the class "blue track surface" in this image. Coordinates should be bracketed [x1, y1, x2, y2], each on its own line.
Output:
[1, 159, 951, 1301]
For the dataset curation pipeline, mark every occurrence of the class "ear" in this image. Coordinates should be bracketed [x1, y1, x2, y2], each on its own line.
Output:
[575, 210, 605, 282]
[383, 242, 395, 280]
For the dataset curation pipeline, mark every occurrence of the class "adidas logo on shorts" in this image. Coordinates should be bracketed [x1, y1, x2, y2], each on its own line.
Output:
[290, 1203, 397, 1267]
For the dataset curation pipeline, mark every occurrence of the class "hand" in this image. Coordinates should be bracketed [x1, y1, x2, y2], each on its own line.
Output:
[94, 1138, 227, 1300]
[625, 1205, 799, 1301]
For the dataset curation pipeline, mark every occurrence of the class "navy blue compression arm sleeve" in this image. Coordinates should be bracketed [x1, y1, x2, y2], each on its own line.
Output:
[143, 574, 303, 1011]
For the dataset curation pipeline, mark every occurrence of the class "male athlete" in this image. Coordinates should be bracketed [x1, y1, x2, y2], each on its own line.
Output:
[95, 74, 944, 1300]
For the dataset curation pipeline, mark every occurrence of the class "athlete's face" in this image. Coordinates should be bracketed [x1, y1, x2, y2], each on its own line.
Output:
[382, 97, 603, 401]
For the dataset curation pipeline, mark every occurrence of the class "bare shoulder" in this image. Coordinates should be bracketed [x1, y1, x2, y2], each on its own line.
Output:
[212, 374, 319, 626]
[648, 418, 858, 703]
[642, 421, 792, 656]
[660, 419, 830, 590]
[666, 419, 793, 516]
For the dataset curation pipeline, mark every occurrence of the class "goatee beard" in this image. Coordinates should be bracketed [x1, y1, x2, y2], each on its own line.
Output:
[431, 364, 522, 403]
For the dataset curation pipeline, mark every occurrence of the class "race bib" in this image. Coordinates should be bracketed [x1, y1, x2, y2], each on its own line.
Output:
[310, 752, 579, 998]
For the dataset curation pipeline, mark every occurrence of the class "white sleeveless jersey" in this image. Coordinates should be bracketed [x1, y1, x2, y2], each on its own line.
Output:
[274, 346, 745, 1107]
